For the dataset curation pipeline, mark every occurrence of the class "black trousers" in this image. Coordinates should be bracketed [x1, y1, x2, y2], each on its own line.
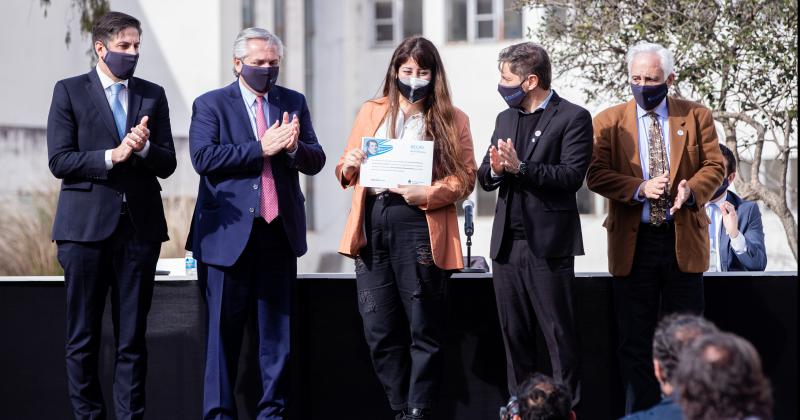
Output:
[354, 192, 449, 411]
[492, 239, 581, 405]
[613, 222, 704, 413]
[57, 213, 161, 420]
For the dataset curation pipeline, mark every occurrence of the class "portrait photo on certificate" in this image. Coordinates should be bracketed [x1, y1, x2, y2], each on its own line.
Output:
[359, 137, 433, 189]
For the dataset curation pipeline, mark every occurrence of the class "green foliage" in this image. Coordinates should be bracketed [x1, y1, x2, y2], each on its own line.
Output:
[40, 0, 110, 48]
[518, 0, 798, 259]
[519, 0, 797, 122]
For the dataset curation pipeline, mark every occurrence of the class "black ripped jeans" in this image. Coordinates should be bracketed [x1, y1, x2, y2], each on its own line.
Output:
[355, 192, 449, 411]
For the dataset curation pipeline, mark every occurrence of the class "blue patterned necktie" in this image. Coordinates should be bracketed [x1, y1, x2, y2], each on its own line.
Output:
[110, 83, 127, 140]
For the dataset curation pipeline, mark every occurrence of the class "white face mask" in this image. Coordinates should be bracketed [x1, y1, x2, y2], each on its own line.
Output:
[396, 77, 432, 103]
[399, 76, 430, 89]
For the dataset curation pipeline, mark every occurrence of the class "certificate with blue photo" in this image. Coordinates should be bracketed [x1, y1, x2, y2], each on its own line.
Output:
[359, 137, 434, 188]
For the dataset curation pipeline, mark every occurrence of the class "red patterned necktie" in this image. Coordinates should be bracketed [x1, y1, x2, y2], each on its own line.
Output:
[255, 96, 279, 222]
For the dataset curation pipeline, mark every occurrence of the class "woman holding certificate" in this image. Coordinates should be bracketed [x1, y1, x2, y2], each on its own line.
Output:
[335, 36, 476, 420]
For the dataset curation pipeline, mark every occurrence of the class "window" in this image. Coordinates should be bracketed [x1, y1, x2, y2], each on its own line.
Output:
[502, 0, 523, 39]
[371, 0, 424, 47]
[448, 0, 524, 42]
[241, 0, 255, 28]
[543, 4, 568, 34]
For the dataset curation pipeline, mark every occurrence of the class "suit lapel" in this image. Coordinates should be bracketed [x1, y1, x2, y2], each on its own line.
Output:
[525, 94, 557, 160]
[126, 77, 143, 134]
[226, 81, 257, 143]
[622, 100, 643, 178]
[267, 88, 283, 127]
[86, 70, 121, 143]
[667, 97, 687, 187]
[368, 99, 390, 135]
[508, 111, 520, 157]
[266, 88, 284, 188]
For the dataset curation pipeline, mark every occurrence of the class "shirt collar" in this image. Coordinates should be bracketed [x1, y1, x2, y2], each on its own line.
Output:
[517, 89, 555, 114]
[239, 78, 268, 107]
[708, 191, 729, 206]
[636, 97, 668, 120]
[538, 89, 554, 110]
[96, 65, 128, 90]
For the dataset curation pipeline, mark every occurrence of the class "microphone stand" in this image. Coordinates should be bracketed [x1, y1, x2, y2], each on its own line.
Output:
[461, 224, 484, 273]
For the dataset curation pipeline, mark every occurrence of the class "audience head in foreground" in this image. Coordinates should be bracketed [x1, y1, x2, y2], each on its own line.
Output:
[676, 332, 772, 420]
[652, 313, 719, 396]
[501, 373, 575, 420]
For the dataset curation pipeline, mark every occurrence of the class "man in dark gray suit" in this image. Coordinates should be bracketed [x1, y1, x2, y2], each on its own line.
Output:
[47, 11, 176, 419]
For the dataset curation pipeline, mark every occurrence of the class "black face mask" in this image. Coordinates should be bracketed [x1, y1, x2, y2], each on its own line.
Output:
[631, 82, 668, 111]
[712, 177, 730, 200]
[103, 49, 139, 80]
[240, 64, 279, 94]
[497, 82, 526, 108]
[396, 77, 431, 103]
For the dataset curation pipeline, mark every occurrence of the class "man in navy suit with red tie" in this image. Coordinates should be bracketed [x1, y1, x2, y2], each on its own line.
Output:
[46, 11, 176, 420]
[187, 27, 325, 419]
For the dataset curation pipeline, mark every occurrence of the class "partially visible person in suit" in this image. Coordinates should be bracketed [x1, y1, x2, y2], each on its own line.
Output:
[706, 144, 767, 271]
[336, 36, 476, 420]
[675, 332, 773, 420]
[500, 373, 576, 420]
[587, 41, 724, 413]
[621, 314, 718, 420]
[187, 27, 325, 419]
[46, 11, 176, 420]
[477, 42, 592, 406]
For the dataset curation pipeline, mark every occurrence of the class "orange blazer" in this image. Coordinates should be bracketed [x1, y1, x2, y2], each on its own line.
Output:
[587, 97, 724, 276]
[335, 97, 477, 270]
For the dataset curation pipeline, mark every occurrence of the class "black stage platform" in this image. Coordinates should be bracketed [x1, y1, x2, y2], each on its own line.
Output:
[0, 272, 796, 419]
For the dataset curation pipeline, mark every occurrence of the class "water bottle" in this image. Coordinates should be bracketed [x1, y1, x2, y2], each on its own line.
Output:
[185, 251, 197, 277]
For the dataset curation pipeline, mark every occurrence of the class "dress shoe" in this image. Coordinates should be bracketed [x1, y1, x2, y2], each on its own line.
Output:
[404, 407, 430, 419]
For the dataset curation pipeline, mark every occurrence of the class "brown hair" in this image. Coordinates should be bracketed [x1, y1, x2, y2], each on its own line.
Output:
[498, 42, 552, 90]
[92, 11, 142, 46]
[652, 314, 718, 384]
[676, 332, 773, 420]
[379, 36, 469, 192]
[719, 144, 737, 176]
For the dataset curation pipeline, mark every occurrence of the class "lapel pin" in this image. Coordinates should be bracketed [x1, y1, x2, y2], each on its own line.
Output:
[534, 130, 542, 137]
[531, 137, 537, 143]
[677, 129, 684, 136]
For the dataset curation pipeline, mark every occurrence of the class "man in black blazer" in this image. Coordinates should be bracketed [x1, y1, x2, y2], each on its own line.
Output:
[46, 12, 176, 420]
[478, 42, 592, 406]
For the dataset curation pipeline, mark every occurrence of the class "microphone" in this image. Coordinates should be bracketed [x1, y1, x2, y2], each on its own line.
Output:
[462, 199, 474, 237]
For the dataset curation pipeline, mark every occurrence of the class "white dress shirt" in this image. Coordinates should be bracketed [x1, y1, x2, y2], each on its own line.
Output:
[98, 66, 150, 170]
[238, 79, 297, 157]
[705, 192, 748, 272]
[239, 79, 271, 139]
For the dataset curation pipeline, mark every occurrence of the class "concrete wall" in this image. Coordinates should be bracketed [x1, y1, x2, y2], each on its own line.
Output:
[0, 0, 245, 137]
